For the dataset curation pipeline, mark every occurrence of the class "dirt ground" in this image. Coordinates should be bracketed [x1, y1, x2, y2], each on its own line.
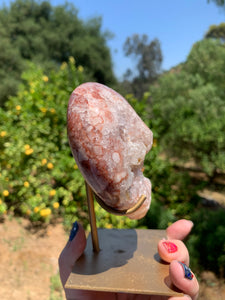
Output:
[0, 216, 224, 300]
[0, 216, 67, 300]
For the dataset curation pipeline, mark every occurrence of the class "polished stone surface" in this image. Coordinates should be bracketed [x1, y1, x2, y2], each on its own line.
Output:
[67, 83, 153, 219]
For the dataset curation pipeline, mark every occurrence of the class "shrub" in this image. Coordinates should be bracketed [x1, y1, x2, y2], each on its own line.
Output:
[187, 208, 225, 278]
[150, 39, 225, 176]
[0, 60, 140, 229]
[127, 93, 200, 225]
[127, 92, 225, 277]
[0, 59, 86, 223]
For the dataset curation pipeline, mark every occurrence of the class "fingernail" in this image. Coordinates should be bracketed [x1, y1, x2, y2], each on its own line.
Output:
[188, 220, 194, 228]
[69, 221, 79, 241]
[162, 241, 178, 253]
[179, 261, 194, 280]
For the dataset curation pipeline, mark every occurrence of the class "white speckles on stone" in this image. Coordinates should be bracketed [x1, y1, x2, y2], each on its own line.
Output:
[114, 171, 127, 183]
[67, 82, 153, 219]
[87, 125, 93, 132]
[112, 152, 120, 163]
[93, 145, 103, 155]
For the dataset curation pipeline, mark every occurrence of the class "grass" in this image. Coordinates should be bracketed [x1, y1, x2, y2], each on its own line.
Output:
[49, 273, 64, 300]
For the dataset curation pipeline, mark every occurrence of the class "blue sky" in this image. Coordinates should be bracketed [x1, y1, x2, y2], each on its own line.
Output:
[2, 0, 225, 79]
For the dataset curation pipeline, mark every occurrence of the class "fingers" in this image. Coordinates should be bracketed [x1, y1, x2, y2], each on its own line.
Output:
[169, 260, 199, 300]
[158, 220, 199, 299]
[58, 221, 86, 286]
[166, 219, 193, 240]
[158, 220, 193, 265]
[158, 239, 189, 265]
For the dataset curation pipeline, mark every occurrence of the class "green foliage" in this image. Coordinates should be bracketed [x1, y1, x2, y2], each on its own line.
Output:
[208, 0, 225, 7]
[0, 0, 116, 105]
[145, 151, 200, 218]
[125, 49, 225, 278]
[150, 39, 225, 176]
[139, 196, 176, 229]
[122, 34, 162, 98]
[0, 41, 223, 278]
[205, 23, 225, 41]
[93, 202, 138, 231]
[127, 92, 225, 277]
[0, 36, 25, 103]
[187, 208, 225, 277]
[127, 93, 200, 223]
[0, 59, 86, 223]
[0, 59, 138, 230]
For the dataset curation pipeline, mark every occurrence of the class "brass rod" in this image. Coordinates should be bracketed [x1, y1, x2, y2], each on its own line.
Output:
[85, 182, 100, 253]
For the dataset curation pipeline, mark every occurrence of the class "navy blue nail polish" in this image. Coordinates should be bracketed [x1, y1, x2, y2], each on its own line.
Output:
[179, 262, 193, 280]
[69, 221, 79, 241]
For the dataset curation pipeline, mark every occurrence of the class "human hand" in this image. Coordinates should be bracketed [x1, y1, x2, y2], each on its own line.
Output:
[58, 220, 199, 300]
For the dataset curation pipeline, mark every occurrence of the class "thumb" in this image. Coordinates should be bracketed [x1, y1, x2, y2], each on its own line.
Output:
[58, 221, 87, 286]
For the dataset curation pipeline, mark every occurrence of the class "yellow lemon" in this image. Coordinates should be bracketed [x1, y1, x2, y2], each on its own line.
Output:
[24, 181, 30, 188]
[40, 208, 51, 217]
[42, 75, 49, 82]
[3, 190, 9, 197]
[34, 207, 39, 213]
[105, 224, 113, 229]
[53, 202, 59, 209]
[41, 158, 47, 165]
[25, 148, 33, 155]
[47, 162, 54, 169]
[0, 131, 7, 137]
[40, 107, 47, 113]
[49, 189, 56, 197]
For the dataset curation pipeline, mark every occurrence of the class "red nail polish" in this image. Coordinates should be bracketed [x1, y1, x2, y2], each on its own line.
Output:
[162, 241, 178, 253]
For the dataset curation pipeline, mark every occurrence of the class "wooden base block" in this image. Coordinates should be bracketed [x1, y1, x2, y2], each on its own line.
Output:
[65, 229, 183, 297]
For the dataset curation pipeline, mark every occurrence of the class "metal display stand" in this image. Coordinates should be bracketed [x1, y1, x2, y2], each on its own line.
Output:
[65, 183, 183, 297]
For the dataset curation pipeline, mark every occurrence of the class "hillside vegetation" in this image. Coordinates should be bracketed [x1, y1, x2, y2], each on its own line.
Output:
[0, 0, 224, 279]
